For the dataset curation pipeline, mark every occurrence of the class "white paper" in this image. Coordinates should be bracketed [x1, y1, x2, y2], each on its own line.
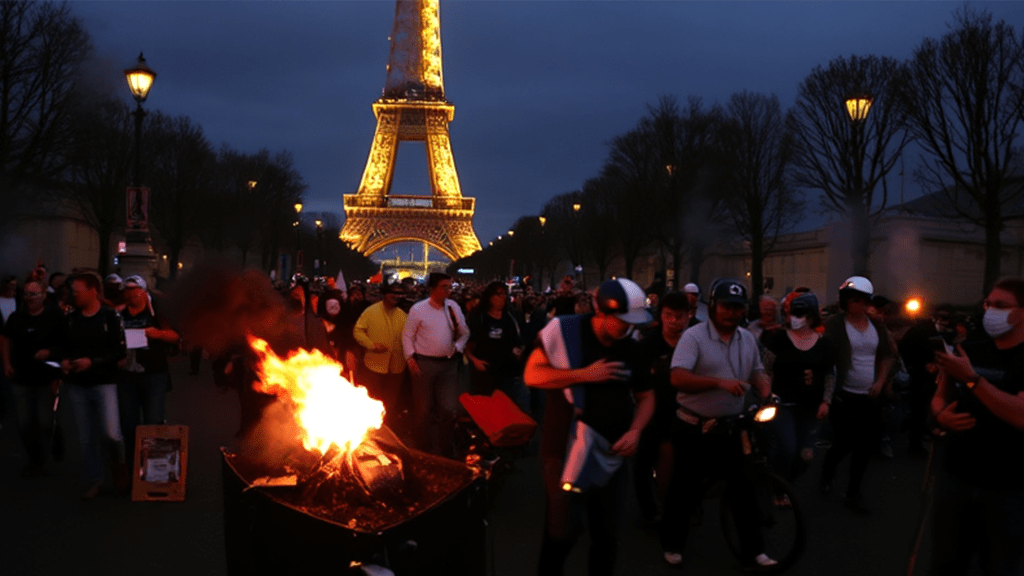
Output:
[125, 328, 148, 350]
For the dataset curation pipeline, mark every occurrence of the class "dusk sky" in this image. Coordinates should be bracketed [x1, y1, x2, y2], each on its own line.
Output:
[70, 1, 1024, 258]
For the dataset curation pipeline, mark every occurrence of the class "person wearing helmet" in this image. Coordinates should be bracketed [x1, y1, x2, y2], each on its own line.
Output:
[524, 278, 654, 576]
[660, 279, 776, 569]
[819, 275, 896, 514]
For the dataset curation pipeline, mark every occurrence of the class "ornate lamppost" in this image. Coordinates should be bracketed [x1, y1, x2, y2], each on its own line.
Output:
[122, 53, 157, 284]
[845, 94, 873, 275]
[315, 219, 324, 273]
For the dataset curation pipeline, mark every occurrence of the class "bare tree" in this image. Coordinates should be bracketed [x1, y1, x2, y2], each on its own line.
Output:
[601, 126, 656, 280]
[578, 177, 618, 282]
[0, 0, 92, 210]
[901, 7, 1024, 293]
[790, 55, 909, 275]
[721, 91, 803, 298]
[603, 96, 730, 288]
[145, 113, 215, 279]
[63, 96, 133, 274]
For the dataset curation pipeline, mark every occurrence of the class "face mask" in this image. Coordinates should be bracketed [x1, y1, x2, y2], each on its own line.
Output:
[789, 316, 808, 330]
[983, 308, 1014, 338]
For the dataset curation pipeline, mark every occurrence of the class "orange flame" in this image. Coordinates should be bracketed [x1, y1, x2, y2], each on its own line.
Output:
[248, 335, 384, 455]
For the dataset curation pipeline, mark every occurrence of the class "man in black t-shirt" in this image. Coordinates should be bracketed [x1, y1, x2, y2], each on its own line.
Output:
[932, 278, 1024, 576]
[634, 291, 691, 524]
[524, 278, 654, 576]
[2, 280, 63, 476]
[52, 272, 128, 499]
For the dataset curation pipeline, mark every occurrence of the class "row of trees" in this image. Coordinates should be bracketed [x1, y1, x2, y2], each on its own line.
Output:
[1, 0, 374, 280]
[459, 8, 1024, 296]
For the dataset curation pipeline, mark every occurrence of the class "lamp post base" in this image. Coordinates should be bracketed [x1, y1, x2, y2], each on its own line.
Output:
[120, 231, 156, 289]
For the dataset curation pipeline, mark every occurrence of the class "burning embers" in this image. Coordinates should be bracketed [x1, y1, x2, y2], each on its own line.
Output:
[248, 335, 384, 455]
[227, 336, 475, 533]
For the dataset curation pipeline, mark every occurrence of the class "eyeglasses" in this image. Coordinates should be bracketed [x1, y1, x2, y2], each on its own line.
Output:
[983, 299, 1019, 311]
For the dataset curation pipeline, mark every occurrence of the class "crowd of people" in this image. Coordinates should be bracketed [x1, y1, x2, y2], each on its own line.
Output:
[2, 263, 1022, 576]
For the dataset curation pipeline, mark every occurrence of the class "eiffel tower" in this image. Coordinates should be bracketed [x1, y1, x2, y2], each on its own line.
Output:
[340, 0, 481, 261]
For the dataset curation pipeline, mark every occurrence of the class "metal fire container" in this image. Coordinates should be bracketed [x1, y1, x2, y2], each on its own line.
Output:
[221, 443, 488, 576]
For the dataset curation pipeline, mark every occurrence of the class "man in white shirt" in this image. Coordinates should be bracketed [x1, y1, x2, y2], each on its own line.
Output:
[402, 273, 469, 457]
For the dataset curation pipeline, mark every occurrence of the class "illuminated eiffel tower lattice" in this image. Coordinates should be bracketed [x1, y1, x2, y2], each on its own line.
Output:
[340, 0, 481, 260]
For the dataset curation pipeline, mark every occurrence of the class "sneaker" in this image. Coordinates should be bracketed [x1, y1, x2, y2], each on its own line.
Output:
[81, 481, 102, 500]
[663, 551, 683, 566]
[755, 553, 778, 567]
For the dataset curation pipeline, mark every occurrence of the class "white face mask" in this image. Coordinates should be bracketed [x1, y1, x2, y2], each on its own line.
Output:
[983, 308, 1014, 338]
[789, 316, 808, 330]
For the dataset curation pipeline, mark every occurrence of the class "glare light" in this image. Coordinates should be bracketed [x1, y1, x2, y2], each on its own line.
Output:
[906, 298, 922, 314]
[755, 404, 777, 423]
[248, 180, 257, 190]
[538, 216, 547, 226]
[572, 203, 581, 212]
[845, 96, 873, 122]
[294, 202, 303, 214]
[124, 53, 156, 103]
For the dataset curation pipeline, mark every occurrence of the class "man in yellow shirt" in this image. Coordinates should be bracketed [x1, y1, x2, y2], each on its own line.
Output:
[353, 283, 408, 426]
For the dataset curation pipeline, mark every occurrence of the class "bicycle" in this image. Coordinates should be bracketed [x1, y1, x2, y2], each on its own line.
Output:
[689, 399, 807, 573]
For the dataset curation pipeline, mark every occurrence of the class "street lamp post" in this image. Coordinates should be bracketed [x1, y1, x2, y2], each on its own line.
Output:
[845, 94, 873, 275]
[315, 219, 324, 273]
[121, 53, 157, 284]
[571, 201, 582, 287]
[294, 202, 303, 275]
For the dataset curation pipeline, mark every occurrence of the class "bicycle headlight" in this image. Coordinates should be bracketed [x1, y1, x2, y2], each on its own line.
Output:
[754, 404, 777, 423]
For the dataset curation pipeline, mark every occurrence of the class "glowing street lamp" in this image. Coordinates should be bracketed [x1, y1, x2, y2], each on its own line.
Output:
[845, 96, 873, 123]
[538, 216, 546, 227]
[294, 202, 303, 273]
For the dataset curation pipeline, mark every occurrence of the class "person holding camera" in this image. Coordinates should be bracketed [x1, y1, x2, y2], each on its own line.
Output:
[930, 278, 1024, 576]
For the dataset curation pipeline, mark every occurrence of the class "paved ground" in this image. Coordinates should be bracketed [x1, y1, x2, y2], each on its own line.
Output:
[2, 357, 955, 575]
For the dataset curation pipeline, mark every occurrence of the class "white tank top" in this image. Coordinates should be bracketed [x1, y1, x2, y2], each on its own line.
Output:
[844, 320, 878, 394]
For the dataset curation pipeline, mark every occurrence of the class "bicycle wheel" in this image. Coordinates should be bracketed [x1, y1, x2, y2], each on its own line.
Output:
[719, 468, 806, 573]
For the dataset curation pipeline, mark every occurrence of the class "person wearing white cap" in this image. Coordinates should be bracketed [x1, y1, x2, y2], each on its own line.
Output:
[118, 274, 180, 453]
[524, 278, 654, 576]
[683, 282, 707, 325]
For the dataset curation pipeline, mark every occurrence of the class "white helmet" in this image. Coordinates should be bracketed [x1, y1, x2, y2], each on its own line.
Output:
[839, 276, 874, 297]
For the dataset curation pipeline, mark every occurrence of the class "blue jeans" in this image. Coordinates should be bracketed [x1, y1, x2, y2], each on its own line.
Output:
[118, 371, 170, 452]
[66, 383, 124, 483]
[410, 356, 461, 456]
[11, 382, 53, 468]
[931, 473, 1024, 576]
[766, 404, 820, 482]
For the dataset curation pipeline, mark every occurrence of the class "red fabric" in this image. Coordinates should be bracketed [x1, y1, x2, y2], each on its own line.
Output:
[459, 390, 537, 447]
